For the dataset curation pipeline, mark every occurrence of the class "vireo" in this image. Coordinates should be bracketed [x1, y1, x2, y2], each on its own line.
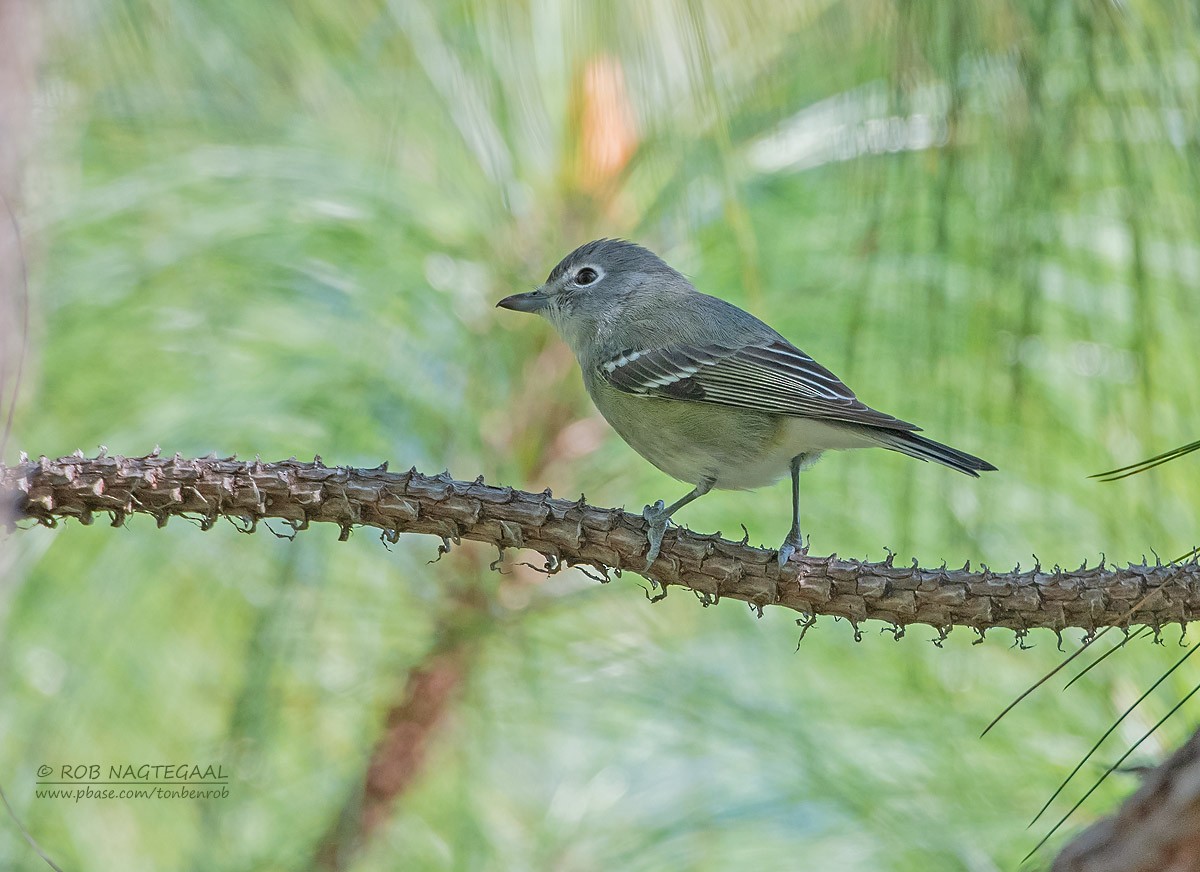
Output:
[497, 239, 995, 569]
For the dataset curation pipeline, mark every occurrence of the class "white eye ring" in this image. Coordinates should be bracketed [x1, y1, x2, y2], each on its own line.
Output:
[573, 266, 602, 286]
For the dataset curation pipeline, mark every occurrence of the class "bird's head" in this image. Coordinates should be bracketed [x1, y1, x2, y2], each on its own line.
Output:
[497, 239, 683, 355]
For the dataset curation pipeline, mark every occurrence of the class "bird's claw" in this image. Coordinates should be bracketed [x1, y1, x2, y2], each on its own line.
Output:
[642, 500, 666, 520]
[642, 501, 669, 570]
[777, 532, 807, 568]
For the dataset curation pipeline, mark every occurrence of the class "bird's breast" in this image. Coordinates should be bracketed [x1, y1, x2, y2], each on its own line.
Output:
[587, 380, 795, 490]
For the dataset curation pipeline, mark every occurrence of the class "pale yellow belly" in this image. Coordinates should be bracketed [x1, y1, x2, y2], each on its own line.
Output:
[588, 382, 877, 490]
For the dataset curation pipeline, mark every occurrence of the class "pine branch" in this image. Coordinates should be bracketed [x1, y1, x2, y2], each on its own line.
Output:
[1052, 724, 1200, 872]
[3, 451, 1199, 633]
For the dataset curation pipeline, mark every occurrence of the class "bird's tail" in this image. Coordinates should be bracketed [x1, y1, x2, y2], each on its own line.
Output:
[873, 430, 997, 477]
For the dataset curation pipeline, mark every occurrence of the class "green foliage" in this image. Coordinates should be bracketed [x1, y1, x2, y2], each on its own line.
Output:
[3, 0, 1200, 869]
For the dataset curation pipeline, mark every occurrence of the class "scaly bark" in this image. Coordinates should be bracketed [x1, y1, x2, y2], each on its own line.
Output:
[4, 451, 1199, 633]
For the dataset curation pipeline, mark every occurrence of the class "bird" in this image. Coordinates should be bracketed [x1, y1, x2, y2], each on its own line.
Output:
[497, 238, 995, 570]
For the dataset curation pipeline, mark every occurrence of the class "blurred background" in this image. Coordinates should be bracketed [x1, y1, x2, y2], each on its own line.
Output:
[2, 0, 1200, 869]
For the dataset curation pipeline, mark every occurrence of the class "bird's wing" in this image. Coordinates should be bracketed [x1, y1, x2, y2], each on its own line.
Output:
[597, 339, 919, 431]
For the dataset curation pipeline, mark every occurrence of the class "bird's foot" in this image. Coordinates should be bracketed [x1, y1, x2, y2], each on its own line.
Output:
[642, 500, 670, 570]
[777, 531, 808, 568]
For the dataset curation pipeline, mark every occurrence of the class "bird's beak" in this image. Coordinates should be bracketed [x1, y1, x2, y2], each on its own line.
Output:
[496, 289, 549, 313]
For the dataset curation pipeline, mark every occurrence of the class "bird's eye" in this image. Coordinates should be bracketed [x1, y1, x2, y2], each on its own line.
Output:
[574, 267, 599, 286]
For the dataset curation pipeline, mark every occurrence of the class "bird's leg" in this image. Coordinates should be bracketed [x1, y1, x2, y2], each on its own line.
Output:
[642, 478, 714, 570]
[778, 455, 808, 567]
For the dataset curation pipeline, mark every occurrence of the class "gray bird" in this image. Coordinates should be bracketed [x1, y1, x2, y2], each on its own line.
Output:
[497, 239, 995, 570]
